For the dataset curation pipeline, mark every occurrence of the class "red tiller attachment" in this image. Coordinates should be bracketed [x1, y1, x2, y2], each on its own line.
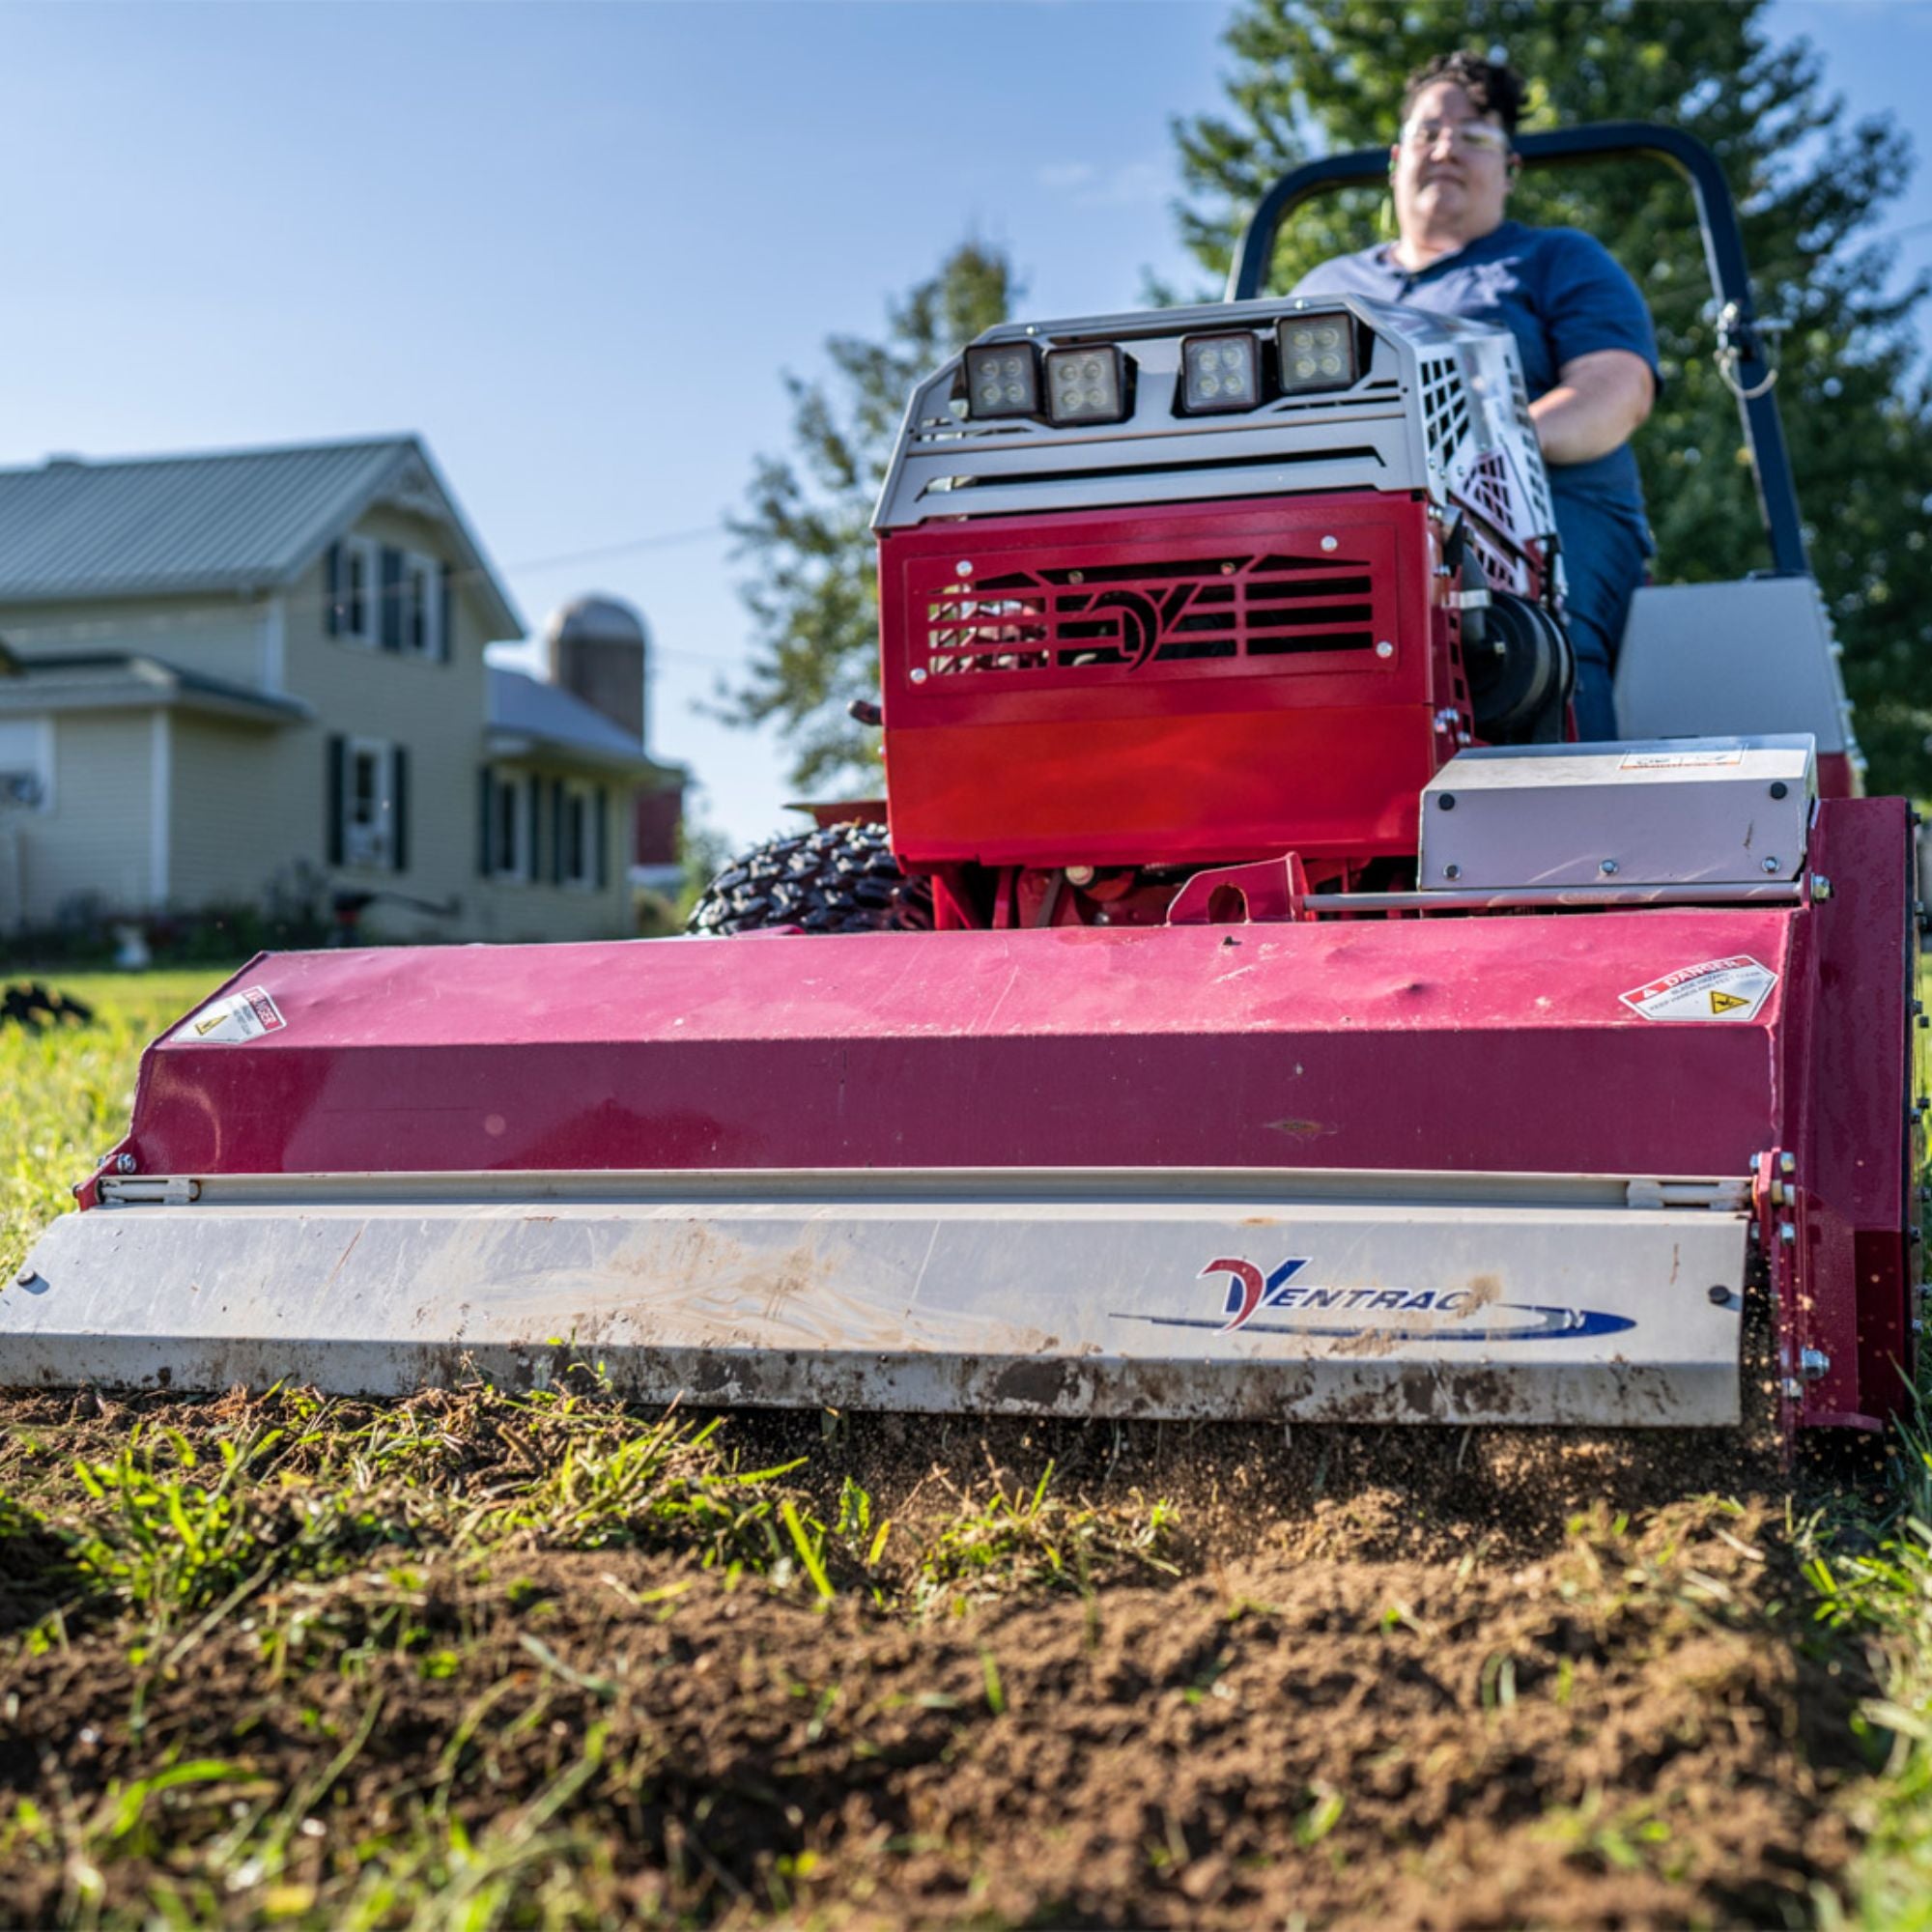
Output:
[6, 796, 1915, 1430]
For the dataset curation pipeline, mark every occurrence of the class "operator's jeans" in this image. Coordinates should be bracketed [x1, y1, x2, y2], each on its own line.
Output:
[1554, 497, 1652, 743]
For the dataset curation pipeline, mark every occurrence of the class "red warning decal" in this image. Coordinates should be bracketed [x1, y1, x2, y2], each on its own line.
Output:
[1620, 955, 1777, 1023]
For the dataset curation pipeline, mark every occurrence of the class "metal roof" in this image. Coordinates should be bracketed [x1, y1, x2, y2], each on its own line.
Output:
[487, 668, 665, 773]
[0, 437, 524, 639]
[0, 653, 312, 724]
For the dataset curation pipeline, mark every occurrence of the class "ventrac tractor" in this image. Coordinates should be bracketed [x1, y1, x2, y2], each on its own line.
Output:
[6, 124, 1919, 1442]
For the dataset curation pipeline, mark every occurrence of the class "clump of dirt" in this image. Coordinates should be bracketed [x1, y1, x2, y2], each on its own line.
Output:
[0, 1383, 1881, 1928]
[745, 1407, 1788, 1571]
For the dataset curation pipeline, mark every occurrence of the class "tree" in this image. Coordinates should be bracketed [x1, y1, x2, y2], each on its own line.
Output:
[1171, 0, 1932, 793]
[718, 242, 1019, 793]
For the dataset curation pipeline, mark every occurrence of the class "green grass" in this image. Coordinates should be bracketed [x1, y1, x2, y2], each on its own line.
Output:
[0, 968, 233, 1282]
[1810, 1408, 1932, 1929]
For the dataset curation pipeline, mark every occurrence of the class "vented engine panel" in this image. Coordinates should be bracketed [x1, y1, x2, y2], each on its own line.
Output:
[917, 545, 1381, 682]
[881, 493, 1444, 870]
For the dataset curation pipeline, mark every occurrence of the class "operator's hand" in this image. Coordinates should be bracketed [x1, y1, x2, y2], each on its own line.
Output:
[1530, 349, 1655, 465]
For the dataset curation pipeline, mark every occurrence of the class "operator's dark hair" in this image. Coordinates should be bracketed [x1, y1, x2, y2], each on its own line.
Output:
[1401, 51, 1526, 138]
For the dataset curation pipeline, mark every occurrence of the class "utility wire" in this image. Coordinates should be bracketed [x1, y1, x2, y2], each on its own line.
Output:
[9, 209, 1932, 656]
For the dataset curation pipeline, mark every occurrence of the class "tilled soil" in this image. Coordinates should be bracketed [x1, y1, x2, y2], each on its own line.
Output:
[0, 1397, 1886, 1929]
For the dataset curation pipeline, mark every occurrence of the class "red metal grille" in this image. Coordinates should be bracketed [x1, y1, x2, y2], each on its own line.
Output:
[920, 549, 1378, 679]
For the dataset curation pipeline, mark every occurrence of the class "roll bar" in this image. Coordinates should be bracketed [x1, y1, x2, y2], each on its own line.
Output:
[1227, 121, 1807, 576]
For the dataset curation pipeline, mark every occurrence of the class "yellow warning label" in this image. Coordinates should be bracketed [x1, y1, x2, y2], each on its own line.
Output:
[1710, 990, 1748, 1015]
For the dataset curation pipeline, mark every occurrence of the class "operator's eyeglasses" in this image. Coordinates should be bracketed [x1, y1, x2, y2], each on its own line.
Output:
[1400, 118, 1511, 156]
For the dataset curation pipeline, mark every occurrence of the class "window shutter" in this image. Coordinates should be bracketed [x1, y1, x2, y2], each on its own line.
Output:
[325, 542, 343, 638]
[526, 775, 541, 883]
[478, 768, 494, 877]
[439, 561, 455, 664]
[593, 785, 609, 890]
[550, 778, 565, 883]
[389, 745, 410, 872]
[380, 547, 404, 652]
[326, 734, 346, 866]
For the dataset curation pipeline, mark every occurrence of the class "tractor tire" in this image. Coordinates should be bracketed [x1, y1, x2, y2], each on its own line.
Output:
[687, 819, 933, 936]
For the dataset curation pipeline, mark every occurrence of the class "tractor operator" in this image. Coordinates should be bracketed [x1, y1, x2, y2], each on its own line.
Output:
[1292, 52, 1660, 740]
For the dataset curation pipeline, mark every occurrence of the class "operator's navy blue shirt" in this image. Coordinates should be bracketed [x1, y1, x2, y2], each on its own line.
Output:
[1292, 221, 1660, 528]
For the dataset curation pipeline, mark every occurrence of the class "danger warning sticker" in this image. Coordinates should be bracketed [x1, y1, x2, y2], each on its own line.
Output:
[1618, 749, 1747, 771]
[175, 984, 286, 1044]
[1620, 955, 1777, 1023]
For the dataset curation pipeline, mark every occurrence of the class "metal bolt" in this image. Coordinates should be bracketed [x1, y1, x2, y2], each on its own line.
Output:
[1779, 1377, 1804, 1401]
[1779, 1151, 1796, 1177]
[1779, 1221, 1797, 1244]
[1067, 569, 1084, 583]
[1762, 857, 1781, 874]
[1811, 874, 1833, 900]
[1375, 640, 1394, 659]
[1437, 793, 1456, 811]
[1321, 535, 1338, 553]
[1600, 859, 1619, 876]
[1769, 781, 1788, 800]
[1220, 560, 1236, 576]
[910, 668, 927, 684]
[14, 1267, 33, 1289]
[115, 1152, 138, 1175]
[1707, 1284, 1730, 1305]
[955, 560, 974, 576]
[1800, 1347, 1831, 1380]
[1443, 864, 1463, 882]
[1065, 865, 1095, 886]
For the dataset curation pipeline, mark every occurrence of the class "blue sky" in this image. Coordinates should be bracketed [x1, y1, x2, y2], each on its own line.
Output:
[3, 0, 1928, 851]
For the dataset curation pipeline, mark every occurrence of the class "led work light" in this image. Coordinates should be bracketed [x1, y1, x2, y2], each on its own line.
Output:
[1276, 313, 1357, 393]
[1043, 345, 1128, 425]
[1180, 333, 1262, 414]
[964, 344, 1039, 419]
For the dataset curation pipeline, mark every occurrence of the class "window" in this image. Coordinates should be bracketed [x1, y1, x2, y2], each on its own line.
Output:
[560, 780, 602, 890]
[329, 537, 378, 645]
[405, 554, 441, 658]
[0, 718, 52, 811]
[346, 739, 391, 867]
[332, 539, 444, 660]
[483, 768, 529, 880]
[330, 735, 409, 872]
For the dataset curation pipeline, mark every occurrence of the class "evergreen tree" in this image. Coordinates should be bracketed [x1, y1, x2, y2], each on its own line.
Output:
[718, 242, 1018, 792]
[1172, 0, 1932, 792]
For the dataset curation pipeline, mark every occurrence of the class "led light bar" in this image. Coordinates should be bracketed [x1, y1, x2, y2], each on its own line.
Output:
[964, 343, 1039, 419]
[1180, 332, 1262, 414]
[1277, 312, 1357, 393]
[1043, 345, 1128, 425]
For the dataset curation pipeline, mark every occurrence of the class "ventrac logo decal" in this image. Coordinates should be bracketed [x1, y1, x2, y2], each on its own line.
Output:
[1072, 585, 1208, 670]
[1206, 1255, 1312, 1332]
[1167, 1253, 1636, 1343]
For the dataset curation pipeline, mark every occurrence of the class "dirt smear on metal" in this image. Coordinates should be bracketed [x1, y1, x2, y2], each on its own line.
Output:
[0, 1387, 1887, 1928]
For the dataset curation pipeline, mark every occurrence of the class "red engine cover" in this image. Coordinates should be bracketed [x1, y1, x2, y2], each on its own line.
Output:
[879, 493, 1448, 871]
